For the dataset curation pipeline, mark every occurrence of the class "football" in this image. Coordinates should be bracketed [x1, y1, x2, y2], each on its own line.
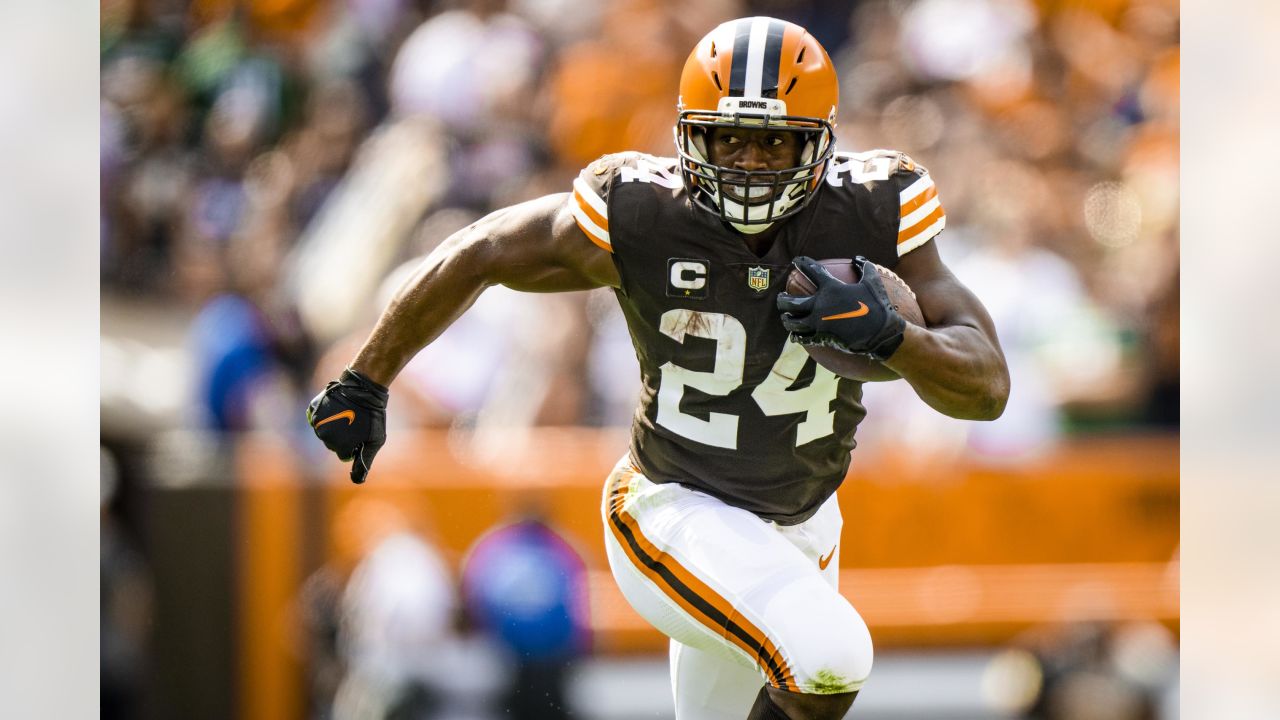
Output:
[784, 259, 925, 382]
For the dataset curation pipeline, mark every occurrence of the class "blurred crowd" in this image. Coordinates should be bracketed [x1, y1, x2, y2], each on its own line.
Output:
[297, 497, 590, 720]
[985, 620, 1179, 720]
[101, 0, 1179, 452]
[102, 446, 593, 720]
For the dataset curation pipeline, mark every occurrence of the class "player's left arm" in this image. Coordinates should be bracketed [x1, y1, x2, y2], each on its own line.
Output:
[882, 240, 1010, 420]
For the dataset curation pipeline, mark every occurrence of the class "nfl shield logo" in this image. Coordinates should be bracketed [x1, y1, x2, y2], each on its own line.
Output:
[747, 266, 770, 293]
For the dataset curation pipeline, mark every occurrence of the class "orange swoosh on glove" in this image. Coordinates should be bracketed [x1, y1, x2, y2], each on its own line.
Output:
[315, 410, 355, 427]
[821, 302, 869, 321]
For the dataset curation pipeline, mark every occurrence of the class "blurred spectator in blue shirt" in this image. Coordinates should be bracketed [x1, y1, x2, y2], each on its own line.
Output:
[461, 510, 590, 719]
[189, 293, 277, 430]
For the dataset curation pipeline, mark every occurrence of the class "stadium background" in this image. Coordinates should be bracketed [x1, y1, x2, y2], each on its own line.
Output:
[99, 0, 1179, 718]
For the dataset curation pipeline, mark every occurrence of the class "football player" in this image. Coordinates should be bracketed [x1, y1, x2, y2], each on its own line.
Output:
[309, 16, 1009, 720]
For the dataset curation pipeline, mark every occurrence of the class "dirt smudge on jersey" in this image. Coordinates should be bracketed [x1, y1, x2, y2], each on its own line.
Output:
[809, 669, 859, 694]
[665, 308, 714, 339]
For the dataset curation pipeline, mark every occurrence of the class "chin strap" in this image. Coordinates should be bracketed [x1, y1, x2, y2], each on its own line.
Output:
[731, 220, 775, 234]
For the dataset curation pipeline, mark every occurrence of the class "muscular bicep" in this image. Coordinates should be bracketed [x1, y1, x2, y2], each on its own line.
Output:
[881, 241, 1009, 419]
[893, 241, 997, 338]
[472, 193, 620, 292]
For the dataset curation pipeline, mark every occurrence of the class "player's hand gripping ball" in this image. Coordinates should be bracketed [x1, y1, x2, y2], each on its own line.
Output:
[307, 369, 389, 484]
[778, 257, 924, 381]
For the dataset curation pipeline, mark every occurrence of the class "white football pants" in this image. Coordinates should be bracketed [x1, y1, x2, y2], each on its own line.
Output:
[600, 457, 873, 718]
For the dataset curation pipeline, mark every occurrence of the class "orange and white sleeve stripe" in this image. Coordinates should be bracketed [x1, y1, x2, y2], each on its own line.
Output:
[571, 177, 612, 253]
[896, 173, 945, 256]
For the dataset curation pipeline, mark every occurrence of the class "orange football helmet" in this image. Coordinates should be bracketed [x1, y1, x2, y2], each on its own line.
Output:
[676, 17, 839, 233]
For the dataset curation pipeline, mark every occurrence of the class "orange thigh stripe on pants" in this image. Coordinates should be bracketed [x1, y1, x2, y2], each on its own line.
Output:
[606, 467, 799, 692]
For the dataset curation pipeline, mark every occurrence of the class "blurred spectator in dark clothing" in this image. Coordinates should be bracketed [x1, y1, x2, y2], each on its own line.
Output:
[985, 620, 1177, 720]
[101, 447, 154, 720]
[173, 7, 306, 148]
[102, 0, 185, 66]
[461, 510, 590, 719]
[101, 37, 194, 294]
[1141, 266, 1178, 427]
[299, 565, 346, 720]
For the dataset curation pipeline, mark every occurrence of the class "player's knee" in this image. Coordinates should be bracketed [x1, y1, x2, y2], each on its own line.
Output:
[820, 610, 873, 690]
[788, 603, 873, 693]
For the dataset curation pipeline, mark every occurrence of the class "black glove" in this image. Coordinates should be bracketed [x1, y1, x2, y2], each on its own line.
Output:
[776, 256, 906, 360]
[307, 368, 389, 484]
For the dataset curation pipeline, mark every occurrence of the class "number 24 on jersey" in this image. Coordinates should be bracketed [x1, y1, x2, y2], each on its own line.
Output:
[656, 309, 840, 450]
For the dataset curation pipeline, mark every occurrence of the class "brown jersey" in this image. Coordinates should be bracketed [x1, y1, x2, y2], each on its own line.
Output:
[569, 150, 946, 524]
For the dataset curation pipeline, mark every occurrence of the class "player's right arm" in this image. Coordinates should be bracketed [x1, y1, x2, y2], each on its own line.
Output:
[308, 190, 619, 482]
[353, 192, 618, 385]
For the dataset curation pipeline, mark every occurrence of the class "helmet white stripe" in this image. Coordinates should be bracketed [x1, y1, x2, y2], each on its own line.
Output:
[743, 17, 771, 98]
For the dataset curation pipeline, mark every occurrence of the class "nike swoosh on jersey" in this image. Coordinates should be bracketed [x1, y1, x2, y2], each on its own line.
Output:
[818, 545, 837, 570]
